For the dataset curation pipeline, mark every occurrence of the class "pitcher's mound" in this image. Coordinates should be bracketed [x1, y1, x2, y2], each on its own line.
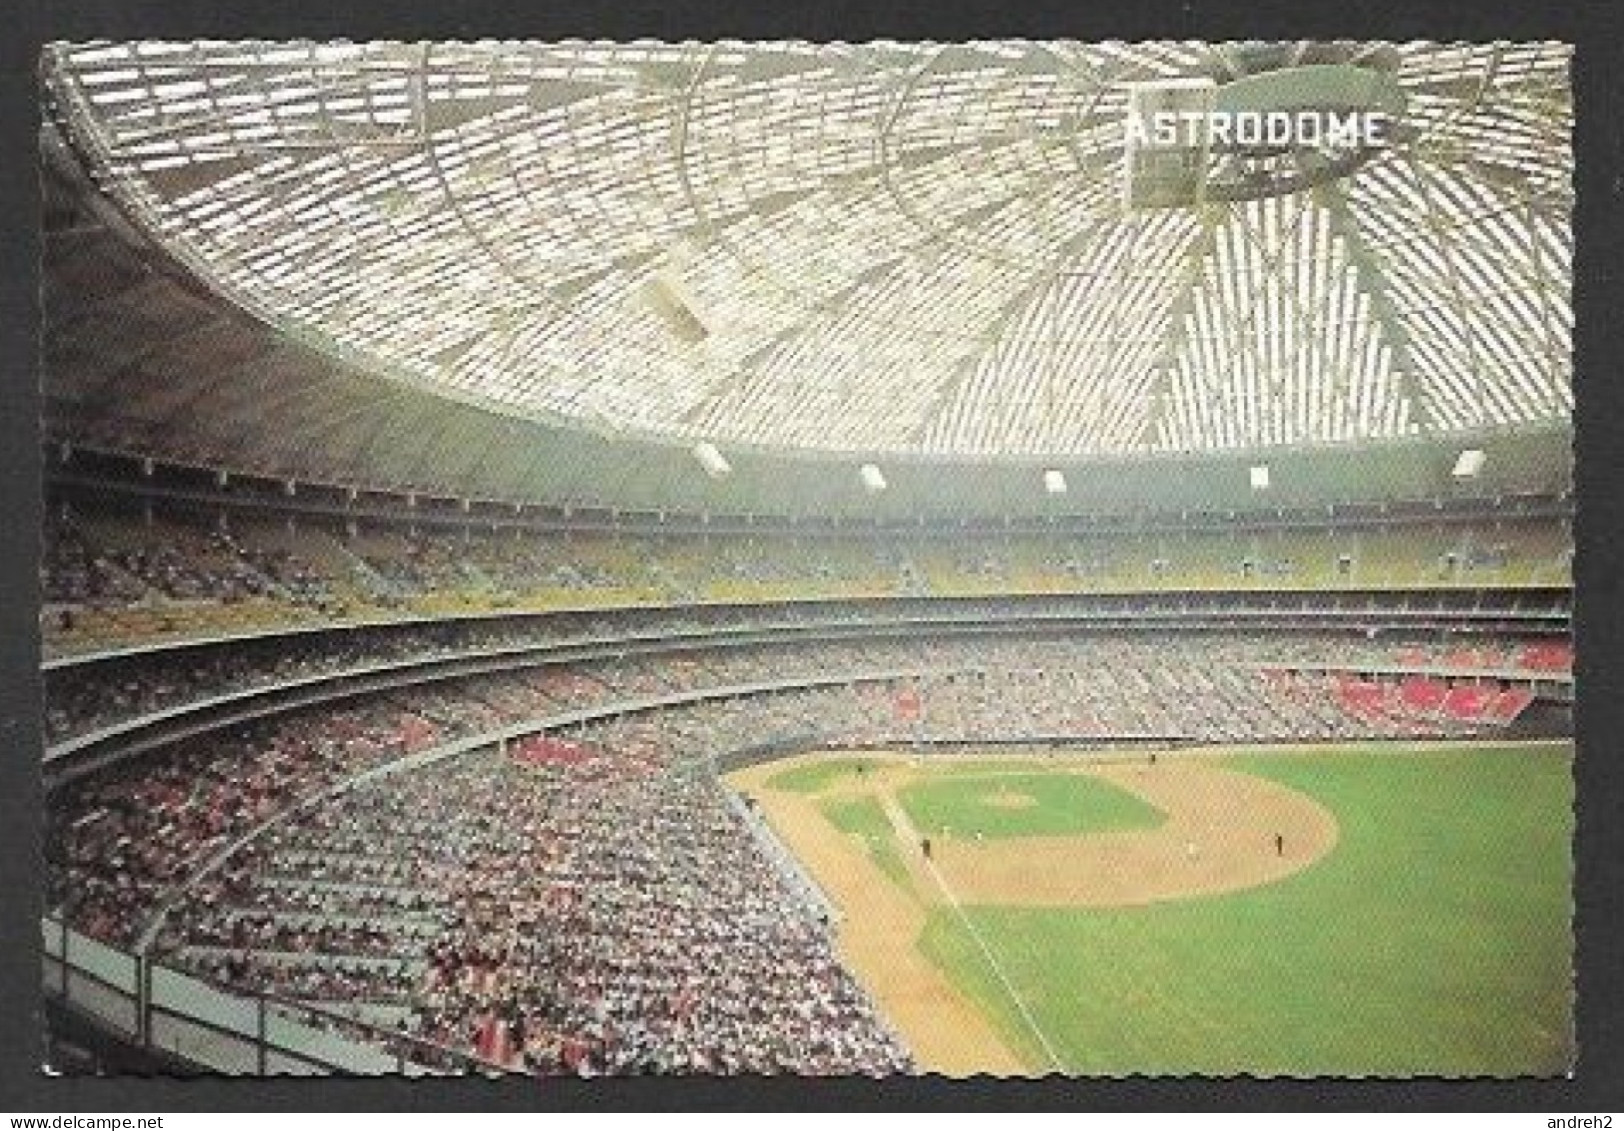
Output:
[933, 762, 1339, 907]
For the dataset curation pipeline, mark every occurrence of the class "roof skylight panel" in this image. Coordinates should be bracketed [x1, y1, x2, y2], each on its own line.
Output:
[1426, 367, 1485, 429]
[124, 41, 191, 61]
[63, 42, 136, 66]
[1464, 357, 1526, 426]
[46, 40, 1571, 454]
[1484, 351, 1554, 419]
[1397, 294, 1473, 367]
[83, 85, 154, 110]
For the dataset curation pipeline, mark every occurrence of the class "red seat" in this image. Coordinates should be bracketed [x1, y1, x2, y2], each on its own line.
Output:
[1400, 676, 1448, 712]
[1443, 685, 1494, 720]
[1487, 688, 1535, 721]
[1518, 643, 1573, 672]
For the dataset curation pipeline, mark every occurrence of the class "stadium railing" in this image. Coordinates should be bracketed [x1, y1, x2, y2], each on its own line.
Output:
[39, 915, 512, 1076]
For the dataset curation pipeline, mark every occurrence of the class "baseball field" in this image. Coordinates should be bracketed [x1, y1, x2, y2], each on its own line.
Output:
[724, 740, 1574, 1077]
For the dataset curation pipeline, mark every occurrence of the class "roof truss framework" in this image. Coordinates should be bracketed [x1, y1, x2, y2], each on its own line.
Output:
[43, 39, 1572, 460]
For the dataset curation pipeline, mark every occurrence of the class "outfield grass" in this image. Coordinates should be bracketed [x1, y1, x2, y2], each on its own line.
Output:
[917, 743, 1573, 1076]
[767, 757, 879, 795]
[898, 771, 1166, 840]
[768, 752, 1095, 793]
[819, 794, 913, 891]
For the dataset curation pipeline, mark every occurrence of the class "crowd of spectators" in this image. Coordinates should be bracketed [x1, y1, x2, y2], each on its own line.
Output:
[158, 718, 912, 1075]
[44, 619, 568, 743]
[43, 605, 788, 742]
[102, 539, 275, 605]
[46, 608, 1571, 748]
[40, 505, 1572, 652]
[48, 697, 460, 948]
[41, 521, 147, 607]
[46, 621, 1561, 1074]
[35, 490, 1571, 1073]
[50, 631, 1537, 949]
[129, 627, 1532, 1075]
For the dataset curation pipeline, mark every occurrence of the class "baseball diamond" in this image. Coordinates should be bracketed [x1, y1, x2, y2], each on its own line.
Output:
[728, 742, 1572, 1076]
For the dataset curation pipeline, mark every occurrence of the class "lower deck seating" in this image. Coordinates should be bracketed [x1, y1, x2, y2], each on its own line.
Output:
[49, 630, 1559, 1073]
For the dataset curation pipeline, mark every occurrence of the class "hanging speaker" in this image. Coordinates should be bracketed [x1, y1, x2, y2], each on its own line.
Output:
[641, 271, 709, 344]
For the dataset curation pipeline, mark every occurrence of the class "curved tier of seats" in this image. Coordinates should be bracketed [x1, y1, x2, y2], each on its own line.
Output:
[40, 481, 1574, 1075]
[46, 625, 1567, 1074]
[43, 592, 1571, 765]
[42, 500, 1573, 655]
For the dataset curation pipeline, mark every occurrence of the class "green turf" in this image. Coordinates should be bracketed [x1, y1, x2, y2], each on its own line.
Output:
[818, 794, 912, 891]
[766, 757, 880, 794]
[915, 742, 1574, 1076]
[904, 757, 1071, 776]
[897, 770, 1166, 840]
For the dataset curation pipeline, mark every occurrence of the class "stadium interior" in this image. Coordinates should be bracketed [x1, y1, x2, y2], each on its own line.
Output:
[36, 40, 1572, 1076]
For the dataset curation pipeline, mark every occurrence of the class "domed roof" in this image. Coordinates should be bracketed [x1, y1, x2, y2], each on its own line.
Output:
[44, 39, 1572, 459]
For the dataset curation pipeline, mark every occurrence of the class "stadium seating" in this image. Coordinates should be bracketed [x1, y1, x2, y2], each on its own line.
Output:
[158, 728, 911, 1075]
[40, 502, 1575, 654]
[34, 35, 1578, 1079]
[1519, 642, 1574, 672]
[58, 615, 1563, 1072]
[41, 503, 1570, 1073]
[51, 632, 1536, 950]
